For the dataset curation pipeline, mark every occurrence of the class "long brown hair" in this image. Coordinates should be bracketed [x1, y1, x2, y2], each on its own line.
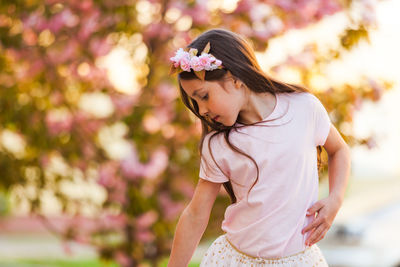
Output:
[177, 28, 323, 204]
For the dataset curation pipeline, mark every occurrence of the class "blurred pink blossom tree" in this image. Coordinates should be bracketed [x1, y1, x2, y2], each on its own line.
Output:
[0, 0, 391, 265]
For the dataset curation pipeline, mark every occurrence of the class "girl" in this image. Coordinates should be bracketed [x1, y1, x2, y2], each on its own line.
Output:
[167, 28, 351, 267]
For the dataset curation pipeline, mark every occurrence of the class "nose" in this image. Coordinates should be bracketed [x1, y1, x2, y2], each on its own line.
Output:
[198, 102, 208, 117]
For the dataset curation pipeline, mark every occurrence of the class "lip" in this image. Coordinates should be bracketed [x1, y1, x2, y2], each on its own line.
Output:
[213, 115, 220, 121]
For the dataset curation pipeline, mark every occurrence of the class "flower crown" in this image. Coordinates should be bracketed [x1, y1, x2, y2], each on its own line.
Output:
[169, 42, 223, 81]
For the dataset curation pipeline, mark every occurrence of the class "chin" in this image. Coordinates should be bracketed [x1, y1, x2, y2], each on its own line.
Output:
[222, 120, 235, 127]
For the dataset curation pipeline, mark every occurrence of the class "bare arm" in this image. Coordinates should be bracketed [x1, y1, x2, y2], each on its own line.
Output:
[323, 124, 351, 204]
[302, 124, 351, 246]
[167, 178, 222, 267]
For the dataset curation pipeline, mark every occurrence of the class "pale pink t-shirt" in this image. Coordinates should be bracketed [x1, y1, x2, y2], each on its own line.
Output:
[198, 91, 332, 258]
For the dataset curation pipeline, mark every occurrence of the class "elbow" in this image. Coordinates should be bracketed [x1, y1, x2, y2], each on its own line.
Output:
[343, 143, 351, 159]
[329, 144, 351, 165]
[183, 204, 211, 226]
[184, 204, 211, 223]
[340, 143, 351, 157]
[327, 143, 351, 165]
[328, 142, 350, 157]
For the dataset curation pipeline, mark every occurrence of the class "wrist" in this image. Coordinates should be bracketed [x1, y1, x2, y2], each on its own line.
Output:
[329, 191, 344, 204]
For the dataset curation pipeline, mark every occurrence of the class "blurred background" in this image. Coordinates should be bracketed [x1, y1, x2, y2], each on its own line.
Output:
[0, 0, 399, 266]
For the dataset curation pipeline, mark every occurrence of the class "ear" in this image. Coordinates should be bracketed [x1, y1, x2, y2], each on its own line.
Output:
[226, 70, 244, 89]
[226, 70, 243, 89]
[233, 77, 244, 90]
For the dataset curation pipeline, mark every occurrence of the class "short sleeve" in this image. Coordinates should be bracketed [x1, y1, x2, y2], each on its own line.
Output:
[198, 133, 229, 183]
[312, 95, 331, 146]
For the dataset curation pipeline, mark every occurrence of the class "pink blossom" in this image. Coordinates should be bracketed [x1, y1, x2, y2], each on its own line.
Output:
[74, 159, 88, 172]
[143, 148, 169, 180]
[121, 146, 168, 180]
[23, 11, 47, 31]
[366, 137, 377, 149]
[121, 148, 146, 180]
[156, 83, 178, 102]
[48, 13, 65, 34]
[106, 176, 128, 205]
[80, 119, 104, 136]
[354, 96, 363, 111]
[184, 3, 210, 25]
[158, 192, 184, 221]
[98, 161, 119, 188]
[49, 91, 64, 106]
[78, 10, 100, 41]
[275, 0, 294, 11]
[47, 9, 79, 33]
[170, 48, 187, 67]
[45, 108, 73, 136]
[47, 39, 79, 64]
[22, 28, 37, 46]
[369, 78, 383, 101]
[141, 183, 156, 197]
[23, 59, 45, 79]
[61, 9, 80, 27]
[74, 233, 91, 245]
[136, 210, 158, 229]
[143, 22, 173, 43]
[114, 251, 131, 267]
[89, 37, 112, 57]
[170, 48, 222, 72]
[179, 56, 191, 72]
[154, 105, 174, 124]
[234, 0, 254, 13]
[110, 93, 138, 117]
[79, 0, 94, 12]
[136, 230, 155, 243]
[286, 45, 315, 68]
[190, 56, 203, 72]
[107, 190, 127, 205]
[198, 54, 213, 71]
[236, 23, 253, 37]
[39, 154, 50, 168]
[102, 214, 127, 229]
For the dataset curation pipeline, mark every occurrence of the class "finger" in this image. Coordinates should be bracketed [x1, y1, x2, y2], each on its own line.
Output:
[307, 224, 325, 245]
[306, 226, 319, 245]
[305, 227, 316, 246]
[307, 201, 324, 215]
[310, 228, 329, 245]
[302, 217, 322, 234]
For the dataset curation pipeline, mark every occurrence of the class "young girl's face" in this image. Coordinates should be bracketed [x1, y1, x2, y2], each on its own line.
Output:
[180, 74, 245, 126]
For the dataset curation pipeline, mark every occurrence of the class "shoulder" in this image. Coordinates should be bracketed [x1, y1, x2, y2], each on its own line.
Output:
[201, 131, 226, 155]
[203, 131, 224, 145]
[280, 91, 318, 109]
[285, 91, 315, 101]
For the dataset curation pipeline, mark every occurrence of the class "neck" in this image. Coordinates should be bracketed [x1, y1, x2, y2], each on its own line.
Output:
[237, 90, 276, 124]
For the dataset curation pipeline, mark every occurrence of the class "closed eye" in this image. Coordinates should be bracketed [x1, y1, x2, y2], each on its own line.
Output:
[201, 93, 209, 100]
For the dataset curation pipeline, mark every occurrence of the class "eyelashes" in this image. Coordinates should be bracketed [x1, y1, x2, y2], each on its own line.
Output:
[190, 93, 208, 102]
[201, 93, 209, 100]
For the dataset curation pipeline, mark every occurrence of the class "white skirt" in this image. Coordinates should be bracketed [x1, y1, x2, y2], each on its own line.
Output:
[200, 234, 329, 266]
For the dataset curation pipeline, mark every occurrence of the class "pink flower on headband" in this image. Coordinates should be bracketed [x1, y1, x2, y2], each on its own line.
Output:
[171, 48, 187, 67]
[180, 56, 191, 72]
[169, 42, 223, 81]
[198, 54, 212, 70]
[190, 56, 203, 71]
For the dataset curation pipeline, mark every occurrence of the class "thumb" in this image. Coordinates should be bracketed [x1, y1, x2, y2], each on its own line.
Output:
[307, 201, 323, 215]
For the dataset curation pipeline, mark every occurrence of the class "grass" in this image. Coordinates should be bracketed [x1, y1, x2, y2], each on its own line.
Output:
[0, 258, 200, 267]
[158, 257, 200, 267]
[0, 259, 119, 267]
